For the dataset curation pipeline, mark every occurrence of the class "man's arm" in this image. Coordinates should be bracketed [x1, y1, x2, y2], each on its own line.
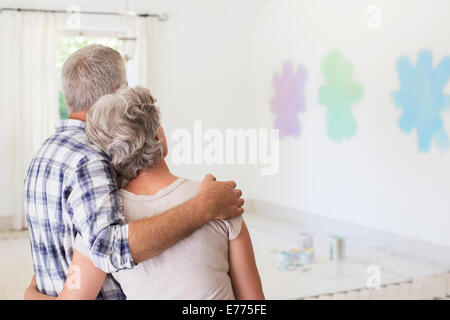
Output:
[70, 155, 244, 272]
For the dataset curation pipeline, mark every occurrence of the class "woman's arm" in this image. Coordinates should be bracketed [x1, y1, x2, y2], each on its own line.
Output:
[228, 221, 265, 300]
[24, 248, 106, 300]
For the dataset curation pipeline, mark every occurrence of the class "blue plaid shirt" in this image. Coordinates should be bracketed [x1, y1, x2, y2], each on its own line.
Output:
[25, 119, 134, 299]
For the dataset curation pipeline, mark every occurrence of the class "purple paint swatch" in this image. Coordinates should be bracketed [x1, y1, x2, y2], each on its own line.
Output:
[271, 61, 307, 139]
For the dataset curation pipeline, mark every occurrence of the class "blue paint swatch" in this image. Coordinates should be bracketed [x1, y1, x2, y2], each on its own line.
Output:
[394, 50, 450, 153]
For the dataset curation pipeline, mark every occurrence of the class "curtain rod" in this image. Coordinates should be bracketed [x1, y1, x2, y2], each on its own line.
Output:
[0, 7, 168, 21]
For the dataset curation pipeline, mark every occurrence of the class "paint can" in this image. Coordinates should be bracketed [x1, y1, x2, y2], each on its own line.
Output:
[329, 236, 345, 260]
[278, 251, 296, 271]
[299, 248, 314, 265]
[289, 249, 301, 264]
[298, 232, 314, 250]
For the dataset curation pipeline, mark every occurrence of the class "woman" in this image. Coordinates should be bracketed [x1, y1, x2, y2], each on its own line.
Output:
[25, 86, 264, 300]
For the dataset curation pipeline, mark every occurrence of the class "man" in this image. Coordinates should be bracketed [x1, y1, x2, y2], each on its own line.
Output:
[24, 44, 244, 299]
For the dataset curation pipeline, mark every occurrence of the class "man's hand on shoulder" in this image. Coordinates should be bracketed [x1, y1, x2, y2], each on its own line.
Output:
[197, 174, 244, 221]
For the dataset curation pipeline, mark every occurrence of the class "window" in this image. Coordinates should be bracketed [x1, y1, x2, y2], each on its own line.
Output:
[56, 36, 125, 119]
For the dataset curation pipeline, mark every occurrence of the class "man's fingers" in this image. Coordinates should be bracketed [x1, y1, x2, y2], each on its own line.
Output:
[216, 206, 244, 220]
[204, 173, 216, 182]
[200, 174, 244, 220]
[233, 188, 243, 199]
[225, 180, 237, 189]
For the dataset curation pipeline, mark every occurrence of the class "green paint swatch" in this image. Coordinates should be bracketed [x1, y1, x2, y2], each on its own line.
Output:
[319, 50, 363, 142]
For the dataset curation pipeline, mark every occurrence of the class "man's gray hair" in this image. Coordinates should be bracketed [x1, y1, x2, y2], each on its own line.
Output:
[62, 44, 127, 112]
[86, 86, 163, 188]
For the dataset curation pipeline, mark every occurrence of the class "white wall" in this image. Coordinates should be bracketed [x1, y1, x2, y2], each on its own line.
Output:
[0, 0, 256, 219]
[0, 12, 14, 217]
[149, 0, 255, 192]
[2, 0, 449, 249]
[250, 0, 450, 246]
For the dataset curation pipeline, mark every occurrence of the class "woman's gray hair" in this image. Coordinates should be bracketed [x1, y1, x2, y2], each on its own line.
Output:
[86, 86, 163, 188]
[62, 44, 127, 112]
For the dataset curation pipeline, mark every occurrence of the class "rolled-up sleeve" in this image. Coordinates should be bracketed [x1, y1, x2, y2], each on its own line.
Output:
[67, 156, 135, 273]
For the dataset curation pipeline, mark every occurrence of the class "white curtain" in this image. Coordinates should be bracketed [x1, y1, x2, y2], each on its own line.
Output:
[0, 12, 58, 230]
[126, 17, 159, 94]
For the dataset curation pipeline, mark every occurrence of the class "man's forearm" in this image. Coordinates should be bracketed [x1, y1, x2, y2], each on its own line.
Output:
[128, 196, 209, 263]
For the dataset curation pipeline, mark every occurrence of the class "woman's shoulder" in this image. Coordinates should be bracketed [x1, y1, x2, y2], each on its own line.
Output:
[117, 178, 201, 221]
[181, 178, 201, 191]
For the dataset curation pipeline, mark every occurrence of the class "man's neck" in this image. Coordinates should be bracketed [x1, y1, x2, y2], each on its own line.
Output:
[69, 111, 88, 122]
[124, 159, 179, 196]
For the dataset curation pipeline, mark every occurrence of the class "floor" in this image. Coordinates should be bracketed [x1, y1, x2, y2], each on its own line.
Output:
[244, 212, 450, 299]
[0, 211, 449, 300]
[0, 230, 34, 300]
[303, 273, 450, 300]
